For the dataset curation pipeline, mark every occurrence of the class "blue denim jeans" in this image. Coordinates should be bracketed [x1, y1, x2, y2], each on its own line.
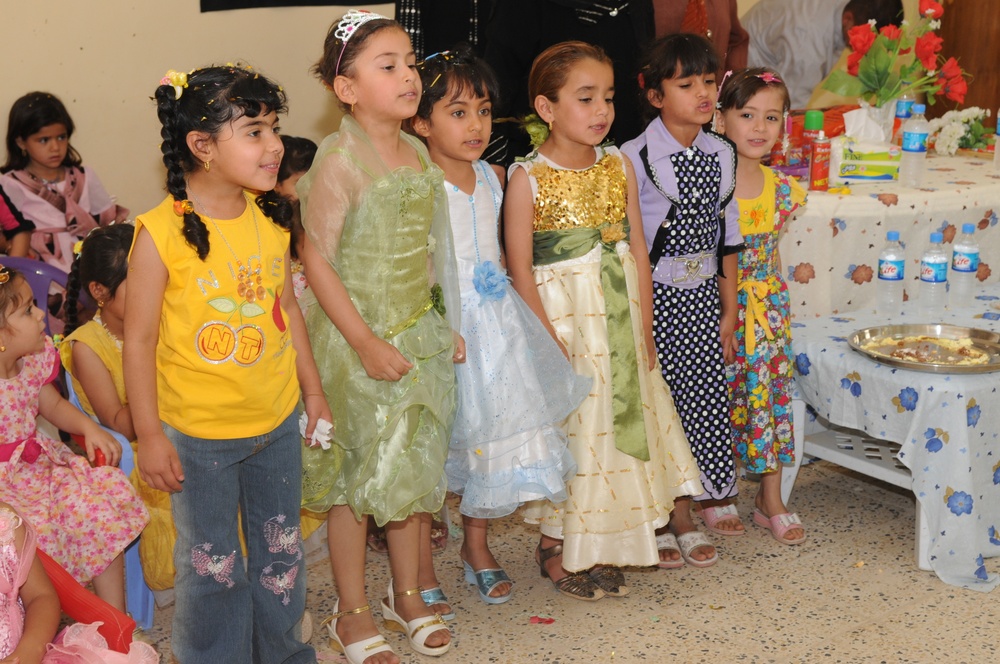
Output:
[166, 412, 315, 664]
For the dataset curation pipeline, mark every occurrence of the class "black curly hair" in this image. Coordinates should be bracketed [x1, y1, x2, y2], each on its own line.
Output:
[64, 223, 136, 335]
[153, 64, 291, 260]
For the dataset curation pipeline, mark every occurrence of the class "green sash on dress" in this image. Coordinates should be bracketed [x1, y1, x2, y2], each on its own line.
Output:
[533, 221, 649, 461]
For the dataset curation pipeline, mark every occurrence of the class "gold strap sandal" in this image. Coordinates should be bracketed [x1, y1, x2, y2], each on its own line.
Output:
[536, 542, 605, 602]
[588, 567, 630, 597]
[322, 601, 395, 664]
[380, 579, 452, 657]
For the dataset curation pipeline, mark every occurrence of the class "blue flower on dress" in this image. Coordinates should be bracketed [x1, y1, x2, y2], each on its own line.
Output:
[473, 261, 507, 303]
[974, 555, 988, 581]
[795, 353, 811, 375]
[892, 387, 918, 413]
[840, 372, 862, 397]
[945, 488, 973, 516]
[967, 399, 981, 428]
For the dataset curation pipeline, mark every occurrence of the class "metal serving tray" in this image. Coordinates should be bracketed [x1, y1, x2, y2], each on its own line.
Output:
[848, 323, 1000, 374]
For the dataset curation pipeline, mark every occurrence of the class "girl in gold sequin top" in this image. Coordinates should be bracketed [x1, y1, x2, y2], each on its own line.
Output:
[504, 41, 703, 602]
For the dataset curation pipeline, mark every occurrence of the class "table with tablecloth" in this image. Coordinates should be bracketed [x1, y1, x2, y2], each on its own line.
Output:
[790, 284, 1000, 590]
[779, 154, 1000, 319]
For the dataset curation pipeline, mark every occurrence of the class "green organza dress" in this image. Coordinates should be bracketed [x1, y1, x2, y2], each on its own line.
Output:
[298, 117, 459, 526]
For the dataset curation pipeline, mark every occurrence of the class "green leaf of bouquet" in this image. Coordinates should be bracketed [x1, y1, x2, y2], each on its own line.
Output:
[858, 42, 894, 92]
[824, 70, 867, 96]
[208, 297, 237, 313]
[240, 302, 266, 318]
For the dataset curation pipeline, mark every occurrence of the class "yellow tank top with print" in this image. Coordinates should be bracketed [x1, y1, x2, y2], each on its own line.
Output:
[133, 195, 299, 439]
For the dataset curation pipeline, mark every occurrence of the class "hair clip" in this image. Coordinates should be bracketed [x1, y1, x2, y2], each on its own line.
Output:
[73, 240, 84, 257]
[717, 69, 734, 95]
[160, 70, 189, 100]
[0, 264, 9, 285]
[756, 71, 783, 84]
[173, 198, 194, 216]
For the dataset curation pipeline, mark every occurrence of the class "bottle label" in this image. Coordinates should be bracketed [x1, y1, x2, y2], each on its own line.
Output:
[952, 250, 980, 273]
[894, 99, 914, 120]
[920, 260, 947, 283]
[902, 131, 928, 153]
[878, 258, 905, 281]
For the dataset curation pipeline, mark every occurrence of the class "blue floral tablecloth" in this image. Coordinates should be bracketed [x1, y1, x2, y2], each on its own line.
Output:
[792, 285, 1000, 590]
[780, 154, 1000, 319]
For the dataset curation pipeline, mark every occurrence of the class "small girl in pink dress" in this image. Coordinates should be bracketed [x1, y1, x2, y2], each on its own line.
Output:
[0, 263, 148, 615]
[0, 502, 157, 663]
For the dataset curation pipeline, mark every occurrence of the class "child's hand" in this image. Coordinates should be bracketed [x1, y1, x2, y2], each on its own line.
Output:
[137, 432, 184, 493]
[302, 394, 333, 445]
[452, 331, 466, 364]
[82, 423, 123, 467]
[357, 336, 413, 382]
[720, 311, 739, 365]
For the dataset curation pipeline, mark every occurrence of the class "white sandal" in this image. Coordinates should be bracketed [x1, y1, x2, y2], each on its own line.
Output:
[322, 600, 395, 664]
[655, 532, 685, 569]
[381, 579, 452, 657]
[675, 530, 719, 568]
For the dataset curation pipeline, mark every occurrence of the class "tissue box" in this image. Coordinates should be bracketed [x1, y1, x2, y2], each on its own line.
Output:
[830, 136, 902, 183]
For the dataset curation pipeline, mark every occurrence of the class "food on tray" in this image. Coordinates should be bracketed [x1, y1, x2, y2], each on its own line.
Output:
[860, 335, 990, 365]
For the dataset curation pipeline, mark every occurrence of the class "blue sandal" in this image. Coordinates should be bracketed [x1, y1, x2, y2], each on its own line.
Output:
[463, 560, 514, 605]
[420, 586, 455, 621]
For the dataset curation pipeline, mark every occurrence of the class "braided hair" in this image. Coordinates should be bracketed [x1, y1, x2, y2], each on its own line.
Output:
[64, 224, 135, 335]
[153, 64, 291, 260]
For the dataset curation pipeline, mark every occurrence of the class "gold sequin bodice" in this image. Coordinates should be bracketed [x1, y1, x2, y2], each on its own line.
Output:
[530, 151, 627, 232]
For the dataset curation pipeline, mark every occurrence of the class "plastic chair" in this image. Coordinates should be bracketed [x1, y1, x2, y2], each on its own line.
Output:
[65, 378, 156, 631]
[0, 255, 68, 335]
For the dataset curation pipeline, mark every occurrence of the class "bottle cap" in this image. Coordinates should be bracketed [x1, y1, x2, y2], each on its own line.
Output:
[913, 103, 926, 114]
[804, 110, 824, 130]
[887, 231, 900, 241]
[930, 232, 943, 243]
[962, 223, 976, 234]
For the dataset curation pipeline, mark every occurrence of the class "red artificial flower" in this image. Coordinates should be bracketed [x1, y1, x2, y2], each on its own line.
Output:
[914, 31, 943, 71]
[847, 23, 876, 56]
[939, 56, 962, 80]
[940, 74, 967, 103]
[919, 0, 944, 19]
[879, 24, 902, 42]
[847, 50, 865, 76]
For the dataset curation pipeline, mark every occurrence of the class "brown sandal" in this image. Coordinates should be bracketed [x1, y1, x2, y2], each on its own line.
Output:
[535, 542, 605, 602]
[588, 567, 629, 597]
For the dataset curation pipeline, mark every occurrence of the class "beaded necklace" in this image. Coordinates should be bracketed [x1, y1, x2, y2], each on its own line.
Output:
[94, 313, 123, 352]
[452, 160, 501, 264]
[190, 191, 267, 303]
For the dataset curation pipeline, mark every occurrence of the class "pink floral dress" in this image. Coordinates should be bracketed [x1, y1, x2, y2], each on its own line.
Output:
[0, 340, 147, 583]
[725, 167, 806, 474]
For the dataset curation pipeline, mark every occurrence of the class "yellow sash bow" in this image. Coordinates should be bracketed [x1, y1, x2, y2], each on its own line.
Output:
[740, 280, 774, 356]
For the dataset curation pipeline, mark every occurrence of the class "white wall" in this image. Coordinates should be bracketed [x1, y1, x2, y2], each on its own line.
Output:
[0, 1, 392, 215]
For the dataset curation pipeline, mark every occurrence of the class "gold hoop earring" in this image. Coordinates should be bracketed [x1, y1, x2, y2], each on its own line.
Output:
[0, 344, 5, 352]
[547, 121, 553, 131]
[351, 103, 355, 114]
[97, 300, 105, 309]
[203, 160, 211, 172]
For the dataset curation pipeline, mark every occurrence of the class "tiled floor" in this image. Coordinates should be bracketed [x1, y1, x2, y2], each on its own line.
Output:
[145, 461, 998, 663]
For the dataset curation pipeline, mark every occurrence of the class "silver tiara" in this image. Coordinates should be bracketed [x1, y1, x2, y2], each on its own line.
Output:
[334, 9, 386, 45]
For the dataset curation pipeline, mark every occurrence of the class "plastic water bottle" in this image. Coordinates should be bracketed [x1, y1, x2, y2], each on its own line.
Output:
[899, 103, 930, 188]
[891, 89, 915, 145]
[950, 223, 980, 310]
[876, 231, 905, 315]
[919, 232, 948, 318]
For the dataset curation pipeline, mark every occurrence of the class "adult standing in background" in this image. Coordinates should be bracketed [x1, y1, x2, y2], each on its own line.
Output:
[743, 0, 903, 108]
[395, 0, 496, 59]
[483, 0, 655, 164]
[653, 0, 748, 76]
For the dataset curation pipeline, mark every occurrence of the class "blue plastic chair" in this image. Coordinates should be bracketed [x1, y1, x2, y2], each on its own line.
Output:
[0, 255, 68, 335]
[64, 377, 156, 631]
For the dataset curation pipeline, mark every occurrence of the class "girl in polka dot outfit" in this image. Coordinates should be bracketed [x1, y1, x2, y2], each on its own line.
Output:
[716, 68, 806, 546]
[622, 34, 744, 568]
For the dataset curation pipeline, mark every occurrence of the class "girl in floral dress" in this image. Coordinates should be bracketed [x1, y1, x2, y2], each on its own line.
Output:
[0, 264, 147, 614]
[716, 67, 806, 545]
